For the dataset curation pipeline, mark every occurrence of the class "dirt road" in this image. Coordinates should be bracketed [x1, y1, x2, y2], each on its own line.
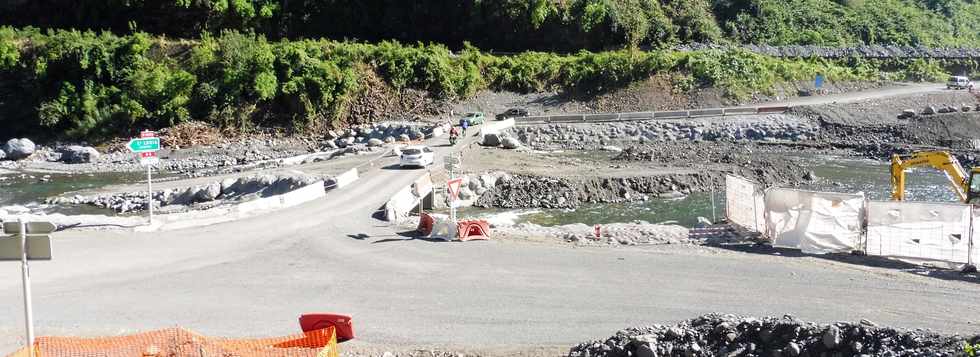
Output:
[1, 85, 979, 354]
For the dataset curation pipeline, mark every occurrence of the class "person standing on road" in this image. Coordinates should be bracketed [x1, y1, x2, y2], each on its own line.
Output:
[460, 118, 469, 135]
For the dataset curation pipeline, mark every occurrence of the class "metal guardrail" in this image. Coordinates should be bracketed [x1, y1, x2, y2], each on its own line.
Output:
[514, 105, 790, 125]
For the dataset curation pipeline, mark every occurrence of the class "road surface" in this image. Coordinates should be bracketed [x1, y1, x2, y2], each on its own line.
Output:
[1, 86, 980, 354]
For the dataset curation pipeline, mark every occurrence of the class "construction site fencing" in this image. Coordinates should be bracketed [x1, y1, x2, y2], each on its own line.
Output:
[866, 201, 973, 264]
[515, 106, 789, 125]
[8, 326, 338, 357]
[725, 175, 766, 233]
[725, 174, 980, 267]
[764, 188, 865, 255]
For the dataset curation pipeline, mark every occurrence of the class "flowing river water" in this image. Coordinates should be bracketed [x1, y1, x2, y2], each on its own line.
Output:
[458, 155, 959, 227]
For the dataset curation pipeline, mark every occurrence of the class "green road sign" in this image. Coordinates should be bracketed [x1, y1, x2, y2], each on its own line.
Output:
[127, 138, 161, 153]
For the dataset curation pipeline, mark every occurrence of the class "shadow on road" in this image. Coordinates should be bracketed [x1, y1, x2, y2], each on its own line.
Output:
[381, 164, 430, 171]
[711, 243, 980, 284]
[61, 223, 143, 230]
[344, 230, 448, 244]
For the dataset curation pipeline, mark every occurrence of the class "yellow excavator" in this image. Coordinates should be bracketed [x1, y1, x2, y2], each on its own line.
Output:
[891, 151, 980, 204]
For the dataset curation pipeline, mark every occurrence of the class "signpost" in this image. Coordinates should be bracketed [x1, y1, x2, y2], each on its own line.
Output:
[2, 219, 55, 357]
[128, 130, 161, 224]
[444, 154, 462, 228]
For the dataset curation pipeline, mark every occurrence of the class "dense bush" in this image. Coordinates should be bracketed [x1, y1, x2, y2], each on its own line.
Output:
[0, 27, 970, 141]
[3, 0, 980, 51]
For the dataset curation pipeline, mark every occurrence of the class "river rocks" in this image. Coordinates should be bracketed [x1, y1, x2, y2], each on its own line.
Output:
[56, 145, 100, 164]
[501, 136, 521, 149]
[475, 174, 709, 209]
[52, 174, 321, 213]
[897, 109, 916, 119]
[922, 106, 937, 115]
[3, 138, 35, 160]
[514, 115, 818, 151]
[568, 314, 975, 357]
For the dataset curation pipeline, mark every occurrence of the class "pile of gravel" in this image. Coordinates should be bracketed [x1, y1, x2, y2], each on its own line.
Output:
[568, 314, 976, 357]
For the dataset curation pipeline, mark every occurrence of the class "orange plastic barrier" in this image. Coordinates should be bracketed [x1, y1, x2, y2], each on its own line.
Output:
[457, 220, 491, 241]
[8, 326, 338, 357]
[417, 213, 435, 236]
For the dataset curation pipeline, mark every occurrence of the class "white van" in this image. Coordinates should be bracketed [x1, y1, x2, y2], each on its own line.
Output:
[947, 76, 973, 90]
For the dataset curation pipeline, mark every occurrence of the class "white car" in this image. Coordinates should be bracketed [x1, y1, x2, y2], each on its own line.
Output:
[399, 145, 435, 168]
[947, 76, 974, 90]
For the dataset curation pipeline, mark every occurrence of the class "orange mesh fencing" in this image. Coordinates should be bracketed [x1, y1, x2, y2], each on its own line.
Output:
[6, 326, 338, 357]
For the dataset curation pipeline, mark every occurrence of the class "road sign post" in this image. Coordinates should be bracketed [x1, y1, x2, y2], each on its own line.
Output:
[19, 219, 34, 357]
[129, 131, 161, 225]
[3, 219, 55, 357]
[444, 154, 462, 232]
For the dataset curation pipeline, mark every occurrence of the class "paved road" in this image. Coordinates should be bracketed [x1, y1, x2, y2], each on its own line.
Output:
[754, 82, 948, 107]
[2, 87, 980, 353]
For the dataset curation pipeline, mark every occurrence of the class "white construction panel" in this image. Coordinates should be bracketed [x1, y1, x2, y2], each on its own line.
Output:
[867, 201, 971, 264]
[765, 188, 864, 254]
[725, 175, 765, 232]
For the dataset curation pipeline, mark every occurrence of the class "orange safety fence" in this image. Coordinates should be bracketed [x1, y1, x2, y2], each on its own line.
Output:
[7, 326, 338, 357]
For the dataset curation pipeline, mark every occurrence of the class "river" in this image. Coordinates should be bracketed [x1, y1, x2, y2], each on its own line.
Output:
[458, 155, 959, 228]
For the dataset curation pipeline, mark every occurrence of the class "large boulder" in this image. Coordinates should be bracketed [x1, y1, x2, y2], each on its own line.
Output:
[0, 149, 5, 161]
[922, 106, 937, 115]
[57, 145, 100, 164]
[367, 138, 384, 147]
[501, 136, 521, 149]
[195, 183, 222, 201]
[481, 133, 501, 146]
[3, 138, 35, 160]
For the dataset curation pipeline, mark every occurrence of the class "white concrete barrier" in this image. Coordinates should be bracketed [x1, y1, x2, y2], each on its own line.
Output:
[334, 168, 359, 189]
[383, 174, 433, 222]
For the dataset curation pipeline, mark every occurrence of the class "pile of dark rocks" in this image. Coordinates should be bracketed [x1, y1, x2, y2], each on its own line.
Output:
[326, 122, 437, 149]
[568, 314, 976, 357]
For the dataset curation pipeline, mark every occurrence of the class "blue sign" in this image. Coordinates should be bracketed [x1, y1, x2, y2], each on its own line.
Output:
[815, 74, 825, 89]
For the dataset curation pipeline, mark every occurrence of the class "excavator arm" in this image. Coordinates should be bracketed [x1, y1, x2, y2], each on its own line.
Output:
[890, 151, 969, 201]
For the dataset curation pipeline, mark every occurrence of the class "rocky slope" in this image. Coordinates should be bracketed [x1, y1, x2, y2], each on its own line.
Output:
[569, 314, 977, 357]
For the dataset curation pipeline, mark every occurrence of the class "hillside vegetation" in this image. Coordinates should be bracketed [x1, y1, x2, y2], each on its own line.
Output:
[2, 0, 980, 51]
[0, 27, 969, 141]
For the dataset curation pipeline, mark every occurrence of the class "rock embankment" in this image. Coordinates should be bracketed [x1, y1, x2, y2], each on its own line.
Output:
[515, 114, 817, 150]
[475, 174, 710, 209]
[569, 314, 975, 357]
[48, 174, 323, 213]
[612, 142, 815, 187]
